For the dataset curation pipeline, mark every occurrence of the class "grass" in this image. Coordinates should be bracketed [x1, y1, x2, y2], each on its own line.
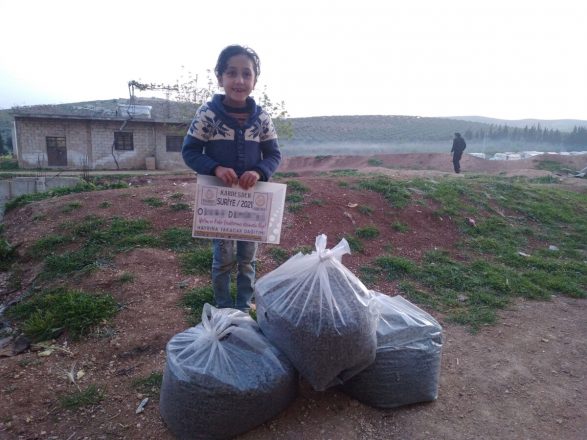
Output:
[142, 197, 165, 207]
[286, 180, 310, 193]
[7, 288, 118, 342]
[132, 372, 163, 398]
[170, 202, 190, 211]
[355, 225, 379, 239]
[368, 158, 383, 166]
[182, 285, 215, 324]
[180, 247, 214, 275]
[268, 246, 290, 264]
[358, 205, 374, 216]
[58, 385, 105, 409]
[392, 221, 409, 232]
[4, 179, 127, 212]
[118, 272, 134, 283]
[358, 174, 587, 331]
[0, 225, 16, 270]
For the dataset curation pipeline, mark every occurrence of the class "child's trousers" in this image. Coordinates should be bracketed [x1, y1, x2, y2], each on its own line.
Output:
[211, 239, 258, 312]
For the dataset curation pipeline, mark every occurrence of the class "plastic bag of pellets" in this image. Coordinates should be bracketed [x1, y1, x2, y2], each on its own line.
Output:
[255, 234, 379, 391]
[340, 292, 443, 408]
[159, 304, 297, 440]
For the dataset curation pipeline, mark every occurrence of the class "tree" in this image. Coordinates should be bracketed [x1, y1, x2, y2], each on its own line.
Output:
[0, 132, 5, 155]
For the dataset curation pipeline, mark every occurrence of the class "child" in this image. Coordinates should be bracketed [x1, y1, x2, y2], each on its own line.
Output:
[182, 45, 282, 312]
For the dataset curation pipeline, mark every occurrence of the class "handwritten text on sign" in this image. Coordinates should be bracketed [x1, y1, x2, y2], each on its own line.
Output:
[192, 175, 286, 244]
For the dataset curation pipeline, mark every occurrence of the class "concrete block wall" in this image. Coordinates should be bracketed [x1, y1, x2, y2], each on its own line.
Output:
[15, 116, 194, 170]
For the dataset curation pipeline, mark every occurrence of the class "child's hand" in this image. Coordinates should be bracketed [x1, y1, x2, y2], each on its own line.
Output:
[215, 166, 238, 186]
[239, 171, 261, 190]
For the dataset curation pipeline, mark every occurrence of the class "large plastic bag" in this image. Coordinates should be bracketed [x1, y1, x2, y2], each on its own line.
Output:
[340, 292, 443, 408]
[256, 234, 378, 391]
[159, 304, 297, 440]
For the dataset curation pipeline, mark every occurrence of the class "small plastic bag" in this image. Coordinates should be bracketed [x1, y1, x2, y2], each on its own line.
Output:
[159, 304, 297, 440]
[340, 292, 443, 408]
[256, 234, 378, 391]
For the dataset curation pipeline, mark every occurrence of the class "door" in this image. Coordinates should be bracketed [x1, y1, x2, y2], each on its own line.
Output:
[46, 136, 67, 166]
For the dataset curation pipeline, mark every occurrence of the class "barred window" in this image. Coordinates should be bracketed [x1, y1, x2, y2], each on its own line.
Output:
[166, 135, 183, 152]
[114, 131, 134, 150]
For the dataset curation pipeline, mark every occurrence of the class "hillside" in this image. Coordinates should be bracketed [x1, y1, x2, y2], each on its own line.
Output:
[0, 154, 586, 439]
[3, 100, 587, 156]
[449, 115, 587, 132]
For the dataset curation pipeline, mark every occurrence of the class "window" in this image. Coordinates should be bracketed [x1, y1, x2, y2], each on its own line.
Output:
[114, 131, 133, 150]
[166, 135, 183, 152]
[46, 136, 66, 148]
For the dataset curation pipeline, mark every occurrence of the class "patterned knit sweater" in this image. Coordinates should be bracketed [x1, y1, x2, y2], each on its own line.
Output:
[182, 94, 281, 181]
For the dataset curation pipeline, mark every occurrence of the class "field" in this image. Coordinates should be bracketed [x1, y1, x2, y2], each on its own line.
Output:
[0, 152, 586, 439]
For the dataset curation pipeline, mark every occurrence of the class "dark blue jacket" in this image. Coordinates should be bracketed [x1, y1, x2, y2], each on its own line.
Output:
[182, 94, 281, 181]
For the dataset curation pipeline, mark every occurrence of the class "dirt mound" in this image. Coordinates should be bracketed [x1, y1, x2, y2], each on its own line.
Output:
[0, 154, 586, 440]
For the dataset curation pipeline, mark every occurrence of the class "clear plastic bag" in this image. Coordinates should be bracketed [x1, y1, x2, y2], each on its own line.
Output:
[256, 234, 378, 391]
[159, 304, 297, 440]
[340, 292, 443, 408]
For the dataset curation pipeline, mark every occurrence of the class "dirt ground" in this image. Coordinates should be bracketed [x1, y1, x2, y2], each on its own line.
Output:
[0, 152, 586, 440]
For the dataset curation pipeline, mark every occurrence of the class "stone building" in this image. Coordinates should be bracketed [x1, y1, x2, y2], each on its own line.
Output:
[11, 98, 196, 170]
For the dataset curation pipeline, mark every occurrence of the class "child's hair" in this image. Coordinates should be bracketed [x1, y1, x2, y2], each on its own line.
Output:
[215, 45, 261, 80]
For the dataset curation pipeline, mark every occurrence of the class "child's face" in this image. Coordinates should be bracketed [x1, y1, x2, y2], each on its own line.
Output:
[218, 54, 256, 107]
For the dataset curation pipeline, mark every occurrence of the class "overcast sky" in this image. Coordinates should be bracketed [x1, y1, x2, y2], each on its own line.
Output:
[1, 0, 586, 121]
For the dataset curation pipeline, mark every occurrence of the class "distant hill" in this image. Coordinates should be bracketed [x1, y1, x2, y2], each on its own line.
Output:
[448, 116, 587, 132]
[2, 101, 587, 156]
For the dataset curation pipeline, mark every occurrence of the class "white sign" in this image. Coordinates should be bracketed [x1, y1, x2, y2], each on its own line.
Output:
[192, 175, 287, 244]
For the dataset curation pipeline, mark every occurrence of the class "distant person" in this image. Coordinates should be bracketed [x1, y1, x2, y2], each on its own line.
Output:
[182, 45, 282, 312]
[451, 132, 466, 173]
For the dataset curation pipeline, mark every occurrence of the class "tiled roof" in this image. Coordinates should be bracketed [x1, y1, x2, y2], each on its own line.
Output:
[10, 97, 198, 123]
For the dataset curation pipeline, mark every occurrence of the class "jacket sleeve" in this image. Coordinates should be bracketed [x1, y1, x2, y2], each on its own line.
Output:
[251, 113, 282, 181]
[181, 106, 220, 175]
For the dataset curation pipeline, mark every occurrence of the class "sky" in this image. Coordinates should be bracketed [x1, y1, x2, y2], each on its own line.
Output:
[1, 0, 586, 121]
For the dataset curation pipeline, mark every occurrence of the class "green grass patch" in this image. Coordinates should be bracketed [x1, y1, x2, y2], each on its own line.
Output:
[7, 288, 118, 342]
[358, 205, 374, 216]
[58, 385, 105, 409]
[374, 255, 417, 280]
[310, 198, 325, 206]
[367, 158, 383, 166]
[118, 272, 134, 283]
[287, 203, 303, 213]
[142, 197, 165, 207]
[355, 226, 380, 239]
[62, 201, 82, 213]
[132, 371, 163, 398]
[160, 227, 196, 251]
[0, 157, 19, 170]
[180, 247, 213, 275]
[182, 285, 215, 324]
[268, 246, 290, 264]
[286, 180, 310, 193]
[330, 169, 359, 176]
[98, 201, 111, 208]
[4, 179, 127, 212]
[30, 234, 71, 257]
[391, 221, 409, 232]
[359, 177, 412, 208]
[343, 235, 364, 253]
[170, 192, 184, 200]
[274, 171, 299, 178]
[286, 193, 304, 203]
[170, 202, 190, 211]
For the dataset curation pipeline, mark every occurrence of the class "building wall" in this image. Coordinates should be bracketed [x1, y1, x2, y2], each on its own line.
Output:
[15, 118, 91, 168]
[14, 117, 191, 170]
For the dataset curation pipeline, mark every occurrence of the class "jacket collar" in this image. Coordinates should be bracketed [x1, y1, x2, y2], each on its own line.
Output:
[209, 94, 261, 129]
